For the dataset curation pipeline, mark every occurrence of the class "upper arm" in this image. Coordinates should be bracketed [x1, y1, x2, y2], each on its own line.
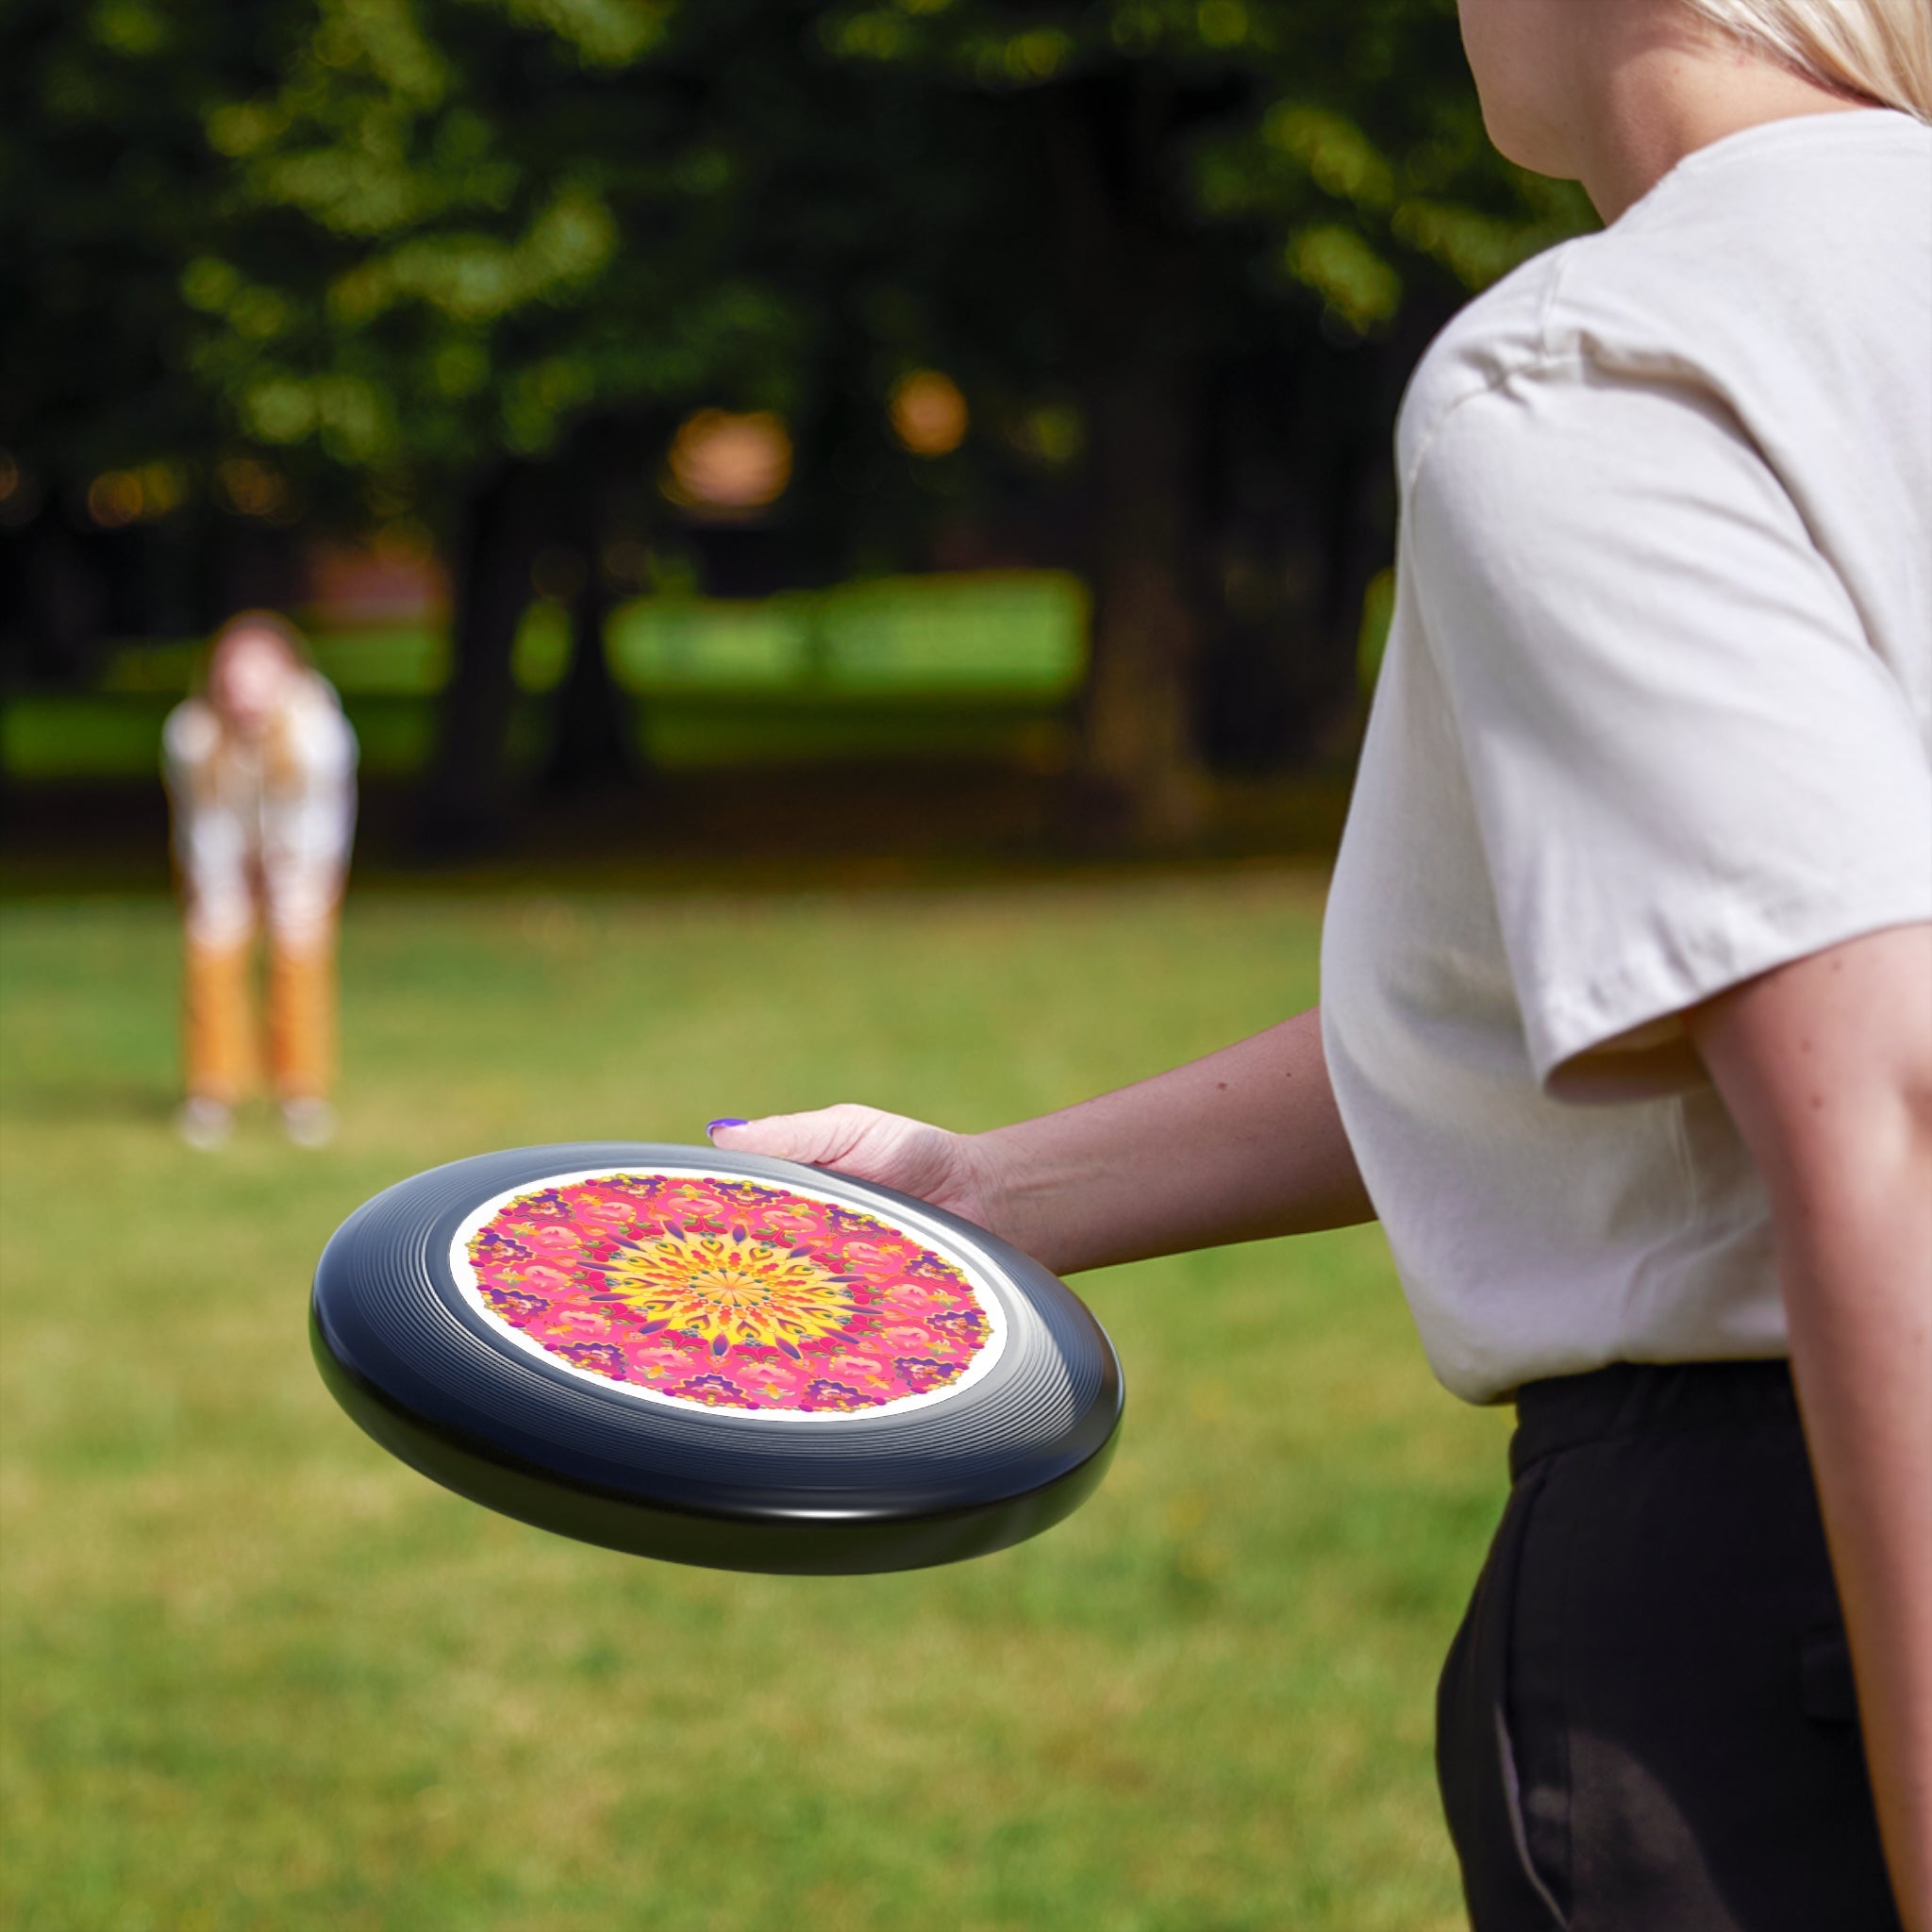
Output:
[1687, 923, 1932, 1241]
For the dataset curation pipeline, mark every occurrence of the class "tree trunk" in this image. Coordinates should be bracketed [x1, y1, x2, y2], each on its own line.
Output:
[1079, 360, 1205, 843]
[1045, 75, 1210, 847]
[541, 419, 657, 798]
[13, 509, 107, 687]
[418, 461, 542, 857]
[541, 556, 634, 797]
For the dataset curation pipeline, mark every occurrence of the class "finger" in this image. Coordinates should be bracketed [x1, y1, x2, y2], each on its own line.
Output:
[708, 1107, 873, 1167]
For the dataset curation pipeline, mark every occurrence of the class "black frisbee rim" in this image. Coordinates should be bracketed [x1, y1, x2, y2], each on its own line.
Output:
[309, 1142, 1124, 1574]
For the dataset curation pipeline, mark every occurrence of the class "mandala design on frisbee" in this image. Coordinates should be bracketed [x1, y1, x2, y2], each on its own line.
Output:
[453, 1172, 1003, 1417]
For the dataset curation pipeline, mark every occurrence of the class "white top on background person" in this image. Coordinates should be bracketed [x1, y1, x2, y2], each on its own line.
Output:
[1321, 107, 1932, 1404]
[162, 621, 358, 953]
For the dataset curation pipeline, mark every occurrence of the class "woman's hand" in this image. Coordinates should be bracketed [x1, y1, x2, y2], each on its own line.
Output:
[707, 1008, 1373, 1278]
[708, 1106, 1012, 1238]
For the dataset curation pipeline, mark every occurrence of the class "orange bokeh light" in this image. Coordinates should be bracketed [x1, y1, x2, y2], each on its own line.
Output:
[87, 471, 145, 528]
[663, 410, 793, 514]
[890, 371, 969, 458]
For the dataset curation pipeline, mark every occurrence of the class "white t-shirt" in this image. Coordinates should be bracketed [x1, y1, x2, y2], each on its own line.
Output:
[163, 671, 358, 950]
[1322, 110, 1932, 1405]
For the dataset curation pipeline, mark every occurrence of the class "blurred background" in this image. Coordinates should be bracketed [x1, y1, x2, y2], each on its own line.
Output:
[2, 3, 1590, 1926]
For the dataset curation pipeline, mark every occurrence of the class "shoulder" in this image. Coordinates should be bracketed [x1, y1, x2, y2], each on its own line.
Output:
[162, 697, 220, 768]
[1394, 201, 1735, 488]
[1395, 242, 1580, 485]
[1398, 110, 1932, 491]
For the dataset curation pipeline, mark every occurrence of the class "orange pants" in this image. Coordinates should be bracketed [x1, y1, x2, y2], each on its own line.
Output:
[184, 922, 337, 1105]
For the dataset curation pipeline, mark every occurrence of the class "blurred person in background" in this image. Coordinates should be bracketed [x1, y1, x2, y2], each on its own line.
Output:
[163, 612, 357, 1151]
[711, 0, 1932, 1926]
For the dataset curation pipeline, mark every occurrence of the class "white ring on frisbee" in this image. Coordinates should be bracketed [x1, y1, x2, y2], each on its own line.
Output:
[447, 1162, 1011, 1422]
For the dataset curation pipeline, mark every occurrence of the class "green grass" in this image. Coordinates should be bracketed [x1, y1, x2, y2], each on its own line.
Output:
[0, 875, 1506, 1931]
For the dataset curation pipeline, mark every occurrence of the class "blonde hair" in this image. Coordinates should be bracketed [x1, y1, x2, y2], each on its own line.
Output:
[1682, 0, 1932, 120]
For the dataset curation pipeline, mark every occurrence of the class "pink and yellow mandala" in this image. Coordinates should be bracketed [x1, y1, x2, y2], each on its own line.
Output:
[595, 1224, 857, 1357]
[453, 1170, 1001, 1416]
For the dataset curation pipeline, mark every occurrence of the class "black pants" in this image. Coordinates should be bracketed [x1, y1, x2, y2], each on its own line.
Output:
[1436, 1360, 1901, 1932]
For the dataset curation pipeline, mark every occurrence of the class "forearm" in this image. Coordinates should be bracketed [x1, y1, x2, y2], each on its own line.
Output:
[970, 1005, 1374, 1276]
[1779, 1147, 1932, 1932]
[1692, 924, 1932, 1929]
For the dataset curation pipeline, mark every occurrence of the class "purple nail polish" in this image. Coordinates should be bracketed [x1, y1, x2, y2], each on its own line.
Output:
[707, 1118, 748, 1136]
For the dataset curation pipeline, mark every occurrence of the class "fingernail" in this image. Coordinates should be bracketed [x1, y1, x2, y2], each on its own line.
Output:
[707, 1118, 748, 1138]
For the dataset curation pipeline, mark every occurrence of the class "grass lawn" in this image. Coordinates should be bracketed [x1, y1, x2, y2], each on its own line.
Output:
[0, 874, 1507, 1931]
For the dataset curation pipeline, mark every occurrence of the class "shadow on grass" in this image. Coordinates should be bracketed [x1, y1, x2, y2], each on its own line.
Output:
[1, 765, 1356, 900]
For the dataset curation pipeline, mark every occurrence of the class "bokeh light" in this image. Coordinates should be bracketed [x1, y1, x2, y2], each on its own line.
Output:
[662, 409, 792, 514]
[213, 456, 291, 521]
[1008, 401, 1085, 468]
[890, 370, 969, 458]
[86, 471, 146, 528]
[86, 462, 187, 527]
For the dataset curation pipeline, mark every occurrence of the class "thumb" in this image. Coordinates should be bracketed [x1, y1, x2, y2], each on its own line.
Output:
[707, 1105, 982, 1223]
[707, 1105, 879, 1169]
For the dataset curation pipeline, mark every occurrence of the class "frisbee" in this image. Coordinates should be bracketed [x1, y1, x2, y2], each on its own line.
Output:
[309, 1142, 1123, 1574]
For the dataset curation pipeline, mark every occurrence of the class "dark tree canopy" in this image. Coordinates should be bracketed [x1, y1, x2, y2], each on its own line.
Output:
[1, 0, 1593, 840]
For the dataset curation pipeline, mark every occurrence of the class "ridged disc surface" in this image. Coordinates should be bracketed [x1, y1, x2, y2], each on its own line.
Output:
[310, 1143, 1123, 1573]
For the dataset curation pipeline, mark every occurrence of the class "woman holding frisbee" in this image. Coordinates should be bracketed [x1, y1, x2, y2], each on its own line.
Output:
[164, 611, 358, 1150]
[712, 1, 1932, 1924]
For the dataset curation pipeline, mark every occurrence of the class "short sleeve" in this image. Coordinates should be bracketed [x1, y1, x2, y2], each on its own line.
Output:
[289, 675, 358, 780]
[161, 699, 218, 786]
[1408, 364, 1932, 1097]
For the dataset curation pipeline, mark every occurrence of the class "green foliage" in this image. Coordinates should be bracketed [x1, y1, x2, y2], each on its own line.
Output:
[808, 0, 1591, 328]
[169, 0, 813, 505]
[6, 0, 1592, 523]
[1, 2, 265, 486]
[0, 878, 1509, 1929]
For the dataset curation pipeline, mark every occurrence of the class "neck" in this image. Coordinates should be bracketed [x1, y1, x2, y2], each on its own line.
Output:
[1574, 16, 1874, 223]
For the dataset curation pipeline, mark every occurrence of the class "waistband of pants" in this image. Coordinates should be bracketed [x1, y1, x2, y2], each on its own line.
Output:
[1509, 1357, 1798, 1483]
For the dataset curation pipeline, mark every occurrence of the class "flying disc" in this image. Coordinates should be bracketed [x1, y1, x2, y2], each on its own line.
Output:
[309, 1142, 1123, 1574]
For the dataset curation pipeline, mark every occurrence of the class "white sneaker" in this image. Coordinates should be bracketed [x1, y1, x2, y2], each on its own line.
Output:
[280, 1097, 338, 1149]
[175, 1096, 233, 1151]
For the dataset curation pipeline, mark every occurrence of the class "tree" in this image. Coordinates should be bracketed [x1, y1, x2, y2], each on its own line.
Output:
[0, 0, 325, 679]
[6, 0, 1591, 843]
[163, 0, 860, 844]
[807, 0, 1592, 836]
